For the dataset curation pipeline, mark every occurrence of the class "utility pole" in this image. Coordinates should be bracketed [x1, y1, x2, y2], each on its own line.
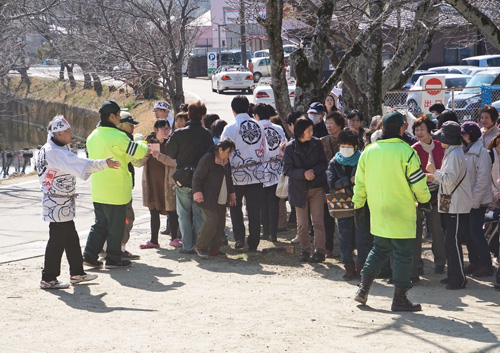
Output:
[240, 0, 247, 66]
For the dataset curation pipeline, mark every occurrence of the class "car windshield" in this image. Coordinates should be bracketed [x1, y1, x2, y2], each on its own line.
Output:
[445, 77, 470, 88]
[233, 51, 253, 62]
[462, 73, 498, 94]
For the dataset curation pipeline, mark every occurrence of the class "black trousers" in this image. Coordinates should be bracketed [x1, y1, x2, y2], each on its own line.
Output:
[261, 184, 279, 237]
[230, 183, 263, 250]
[42, 221, 85, 282]
[324, 203, 336, 251]
[441, 213, 468, 288]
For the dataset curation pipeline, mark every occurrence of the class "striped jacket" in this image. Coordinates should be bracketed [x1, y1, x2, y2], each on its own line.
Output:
[353, 137, 431, 239]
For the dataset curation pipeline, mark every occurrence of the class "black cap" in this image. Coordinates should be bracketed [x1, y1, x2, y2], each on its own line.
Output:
[99, 100, 124, 114]
[119, 112, 139, 125]
[432, 121, 461, 145]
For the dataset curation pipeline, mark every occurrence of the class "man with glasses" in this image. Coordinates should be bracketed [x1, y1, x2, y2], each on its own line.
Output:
[153, 101, 174, 128]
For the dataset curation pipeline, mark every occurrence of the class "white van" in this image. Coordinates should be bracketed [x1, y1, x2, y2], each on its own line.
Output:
[460, 55, 500, 67]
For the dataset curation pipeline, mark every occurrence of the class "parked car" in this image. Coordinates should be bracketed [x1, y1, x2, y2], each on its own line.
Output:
[460, 55, 500, 67]
[402, 70, 435, 90]
[253, 78, 295, 107]
[406, 74, 471, 112]
[446, 69, 500, 121]
[253, 57, 272, 82]
[218, 49, 253, 66]
[428, 66, 476, 75]
[211, 66, 253, 94]
[283, 44, 298, 58]
[253, 50, 269, 58]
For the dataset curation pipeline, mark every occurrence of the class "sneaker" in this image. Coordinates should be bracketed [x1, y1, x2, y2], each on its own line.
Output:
[139, 241, 160, 249]
[83, 253, 103, 268]
[309, 251, 326, 263]
[105, 260, 132, 268]
[196, 249, 209, 258]
[291, 235, 300, 244]
[121, 251, 140, 260]
[209, 249, 227, 256]
[70, 273, 98, 284]
[40, 280, 70, 289]
[299, 251, 310, 262]
[169, 238, 183, 248]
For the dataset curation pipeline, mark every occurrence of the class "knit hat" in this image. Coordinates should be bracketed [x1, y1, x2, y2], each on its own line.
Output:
[382, 110, 405, 128]
[432, 121, 461, 145]
[460, 121, 481, 141]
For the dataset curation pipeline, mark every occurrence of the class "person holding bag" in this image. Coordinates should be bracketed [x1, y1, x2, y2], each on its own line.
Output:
[426, 121, 472, 290]
[327, 128, 372, 280]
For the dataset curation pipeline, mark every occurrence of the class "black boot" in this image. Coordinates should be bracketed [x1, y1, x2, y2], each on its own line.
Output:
[391, 287, 422, 312]
[354, 274, 375, 305]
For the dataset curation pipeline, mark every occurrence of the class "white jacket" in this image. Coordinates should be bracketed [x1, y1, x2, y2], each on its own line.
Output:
[258, 119, 286, 187]
[464, 140, 493, 208]
[490, 148, 500, 201]
[36, 139, 108, 222]
[221, 113, 269, 186]
[433, 145, 472, 214]
[481, 124, 499, 150]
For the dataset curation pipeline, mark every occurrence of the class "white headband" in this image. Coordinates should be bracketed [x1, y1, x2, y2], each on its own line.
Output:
[48, 115, 71, 141]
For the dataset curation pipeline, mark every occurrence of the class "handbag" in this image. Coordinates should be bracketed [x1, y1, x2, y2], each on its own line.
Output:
[439, 171, 466, 213]
[326, 191, 355, 218]
[275, 174, 289, 199]
[172, 165, 196, 188]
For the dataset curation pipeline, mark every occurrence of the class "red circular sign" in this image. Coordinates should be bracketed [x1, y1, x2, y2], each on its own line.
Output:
[425, 78, 443, 96]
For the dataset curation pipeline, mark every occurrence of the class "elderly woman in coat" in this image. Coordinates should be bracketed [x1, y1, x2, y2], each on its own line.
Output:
[135, 119, 180, 249]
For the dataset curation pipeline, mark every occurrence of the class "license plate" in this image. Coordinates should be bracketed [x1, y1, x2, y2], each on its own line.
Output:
[234, 76, 242, 81]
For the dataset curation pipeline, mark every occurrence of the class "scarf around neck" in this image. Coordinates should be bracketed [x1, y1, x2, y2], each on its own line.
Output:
[334, 149, 361, 166]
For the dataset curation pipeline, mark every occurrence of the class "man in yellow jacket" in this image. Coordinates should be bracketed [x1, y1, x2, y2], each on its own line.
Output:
[83, 100, 149, 268]
[353, 110, 431, 311]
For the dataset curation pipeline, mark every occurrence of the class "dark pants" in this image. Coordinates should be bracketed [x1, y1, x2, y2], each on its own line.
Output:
[122, 199, 135, 245]
[337, 216, 373, 264]
[230, 183, 263, 250]
[441, 213, 467, 288]
[261, 184, 279, 237]
[150, 209, 162, 245]
[324, 204, 336, 251]
[167, 211, 180, 241]
[84, 202, 126, 263]
[361, 236, 414, 289]
[196, 205, 226, 251]
[465, 207, 492, 267]
[42, 221, 85, 282]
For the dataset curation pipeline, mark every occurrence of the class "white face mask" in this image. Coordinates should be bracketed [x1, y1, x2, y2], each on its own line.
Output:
[340, 147, 355, 158]
[308, 113, 322, 125]
[432, 112, 439, 119]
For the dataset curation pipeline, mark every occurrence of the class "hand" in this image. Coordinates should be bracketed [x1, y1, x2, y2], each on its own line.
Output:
[425, 173, 434, 182]
[228, 193, 237, 207]
[278, 141, 287, 155]
[426, 161, 436, 174]
[194, 194, 204, 203]
[304, 169, 315, 181]
[418, 202, 432, 213]
[350, 175, 355, 184]
[105, 157, 121, 169]
[151, 150, 160, 159]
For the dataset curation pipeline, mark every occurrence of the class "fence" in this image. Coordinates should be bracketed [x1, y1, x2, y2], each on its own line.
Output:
[384, 85, 500, 123]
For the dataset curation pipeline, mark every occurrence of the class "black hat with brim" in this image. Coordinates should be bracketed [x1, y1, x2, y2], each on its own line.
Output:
[432, 121, 461, 145]
[99, 100, 125, 114]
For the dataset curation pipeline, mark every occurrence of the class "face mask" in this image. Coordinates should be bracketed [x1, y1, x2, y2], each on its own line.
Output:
[432, 112, 439, 119]
[340, 147, 355, 158]
[308, 113, 322, 125]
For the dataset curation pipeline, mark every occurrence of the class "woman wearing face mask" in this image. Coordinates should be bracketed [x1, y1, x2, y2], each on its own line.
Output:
[136, 119, 180, 249]
[460, 121, 494, 277]
[327, 128, 372, 279]
[411, 115, 446, 278]
[307, 102, 328, 138]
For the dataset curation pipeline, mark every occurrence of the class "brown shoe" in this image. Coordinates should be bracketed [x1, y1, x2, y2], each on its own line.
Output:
[290, 235, 300, 244]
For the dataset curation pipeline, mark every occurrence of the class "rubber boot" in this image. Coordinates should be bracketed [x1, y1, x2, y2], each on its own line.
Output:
[343, 263, 357, 280]
[354, 274, 375, 305]
[391, 287, 422, 312]
[355, 262, 364, 279]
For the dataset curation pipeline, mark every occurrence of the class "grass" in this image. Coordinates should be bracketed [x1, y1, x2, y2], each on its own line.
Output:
[2, 76, 159, 137]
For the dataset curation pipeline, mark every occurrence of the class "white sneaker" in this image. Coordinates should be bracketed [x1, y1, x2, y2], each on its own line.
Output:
[70, 273, 98, 284]
[40, 280, 70, 289]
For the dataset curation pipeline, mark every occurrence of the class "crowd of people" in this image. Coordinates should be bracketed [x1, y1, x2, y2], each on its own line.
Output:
[35, 94, 500, 311]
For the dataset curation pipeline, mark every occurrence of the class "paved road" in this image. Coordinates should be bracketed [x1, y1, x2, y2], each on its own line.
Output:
[1, 68, 254, 263]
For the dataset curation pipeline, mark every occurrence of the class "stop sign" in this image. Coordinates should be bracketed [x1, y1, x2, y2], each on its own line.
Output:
[425, 77, 443, 96]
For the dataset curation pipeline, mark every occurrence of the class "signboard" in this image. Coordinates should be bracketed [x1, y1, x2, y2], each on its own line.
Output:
[421, 75, 445, 114]
[207, 52, 217, 75]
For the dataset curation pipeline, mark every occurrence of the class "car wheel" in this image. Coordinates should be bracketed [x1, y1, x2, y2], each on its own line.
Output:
[253, 72, 262, 83]
[211, 81, 216, 92]
[217, 83, 223, 94]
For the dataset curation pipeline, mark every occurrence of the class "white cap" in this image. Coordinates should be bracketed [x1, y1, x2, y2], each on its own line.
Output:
[154, 101, 170, 110]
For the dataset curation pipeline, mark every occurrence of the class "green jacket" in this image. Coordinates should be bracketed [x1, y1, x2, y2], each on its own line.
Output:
[353, 138, 430, 239]
[87, 125, 148, 205]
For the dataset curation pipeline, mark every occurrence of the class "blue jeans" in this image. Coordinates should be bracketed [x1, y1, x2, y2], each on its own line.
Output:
[337, 216, 372, 264]
[176, 186, 203, 251]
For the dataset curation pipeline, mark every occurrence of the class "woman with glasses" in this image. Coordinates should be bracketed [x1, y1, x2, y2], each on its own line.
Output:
[136, 119, 181, 249]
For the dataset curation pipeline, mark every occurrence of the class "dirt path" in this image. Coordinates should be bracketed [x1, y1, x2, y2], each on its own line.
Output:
[1, 219, 499, 352]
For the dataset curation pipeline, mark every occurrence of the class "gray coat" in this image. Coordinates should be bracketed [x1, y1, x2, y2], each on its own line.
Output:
[464, 140, 493, 208]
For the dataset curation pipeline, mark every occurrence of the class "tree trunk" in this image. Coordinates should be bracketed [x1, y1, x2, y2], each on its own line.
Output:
[59, 63, 65, 81]
[83, 72, 92, 89]
[65, 64, 76, 89]
[261, 0, 292, 136]
[91, 73, 102, 94]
